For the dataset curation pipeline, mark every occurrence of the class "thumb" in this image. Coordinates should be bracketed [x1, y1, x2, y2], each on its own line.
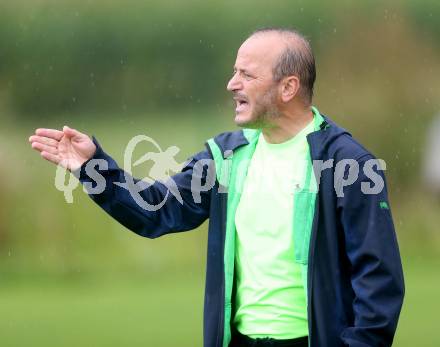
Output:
[63, 125, 82, 138]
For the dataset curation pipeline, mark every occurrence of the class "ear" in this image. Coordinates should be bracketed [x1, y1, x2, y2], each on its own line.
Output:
[280, 75, 300, 103]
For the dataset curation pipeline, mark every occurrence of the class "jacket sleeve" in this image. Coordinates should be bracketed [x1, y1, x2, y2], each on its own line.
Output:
[73, 136, 213, 238]
[338, 154, 405, 347]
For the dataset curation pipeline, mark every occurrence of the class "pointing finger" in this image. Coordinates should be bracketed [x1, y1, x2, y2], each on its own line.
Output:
[29, 135, 58, 147]
[35, 128, 64, 141]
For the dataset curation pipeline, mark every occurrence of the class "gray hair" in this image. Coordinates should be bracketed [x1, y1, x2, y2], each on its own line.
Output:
[250, 27, 316, 104]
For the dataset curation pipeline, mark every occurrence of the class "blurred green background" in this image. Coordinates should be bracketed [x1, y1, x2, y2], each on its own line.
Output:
[1, 0, 440, 346]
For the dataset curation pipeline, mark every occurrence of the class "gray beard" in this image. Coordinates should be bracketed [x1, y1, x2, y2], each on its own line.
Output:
[242, 85, 281, 129]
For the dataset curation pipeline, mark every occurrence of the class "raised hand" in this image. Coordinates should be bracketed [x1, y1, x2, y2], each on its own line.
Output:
[29, 126, 97, 171]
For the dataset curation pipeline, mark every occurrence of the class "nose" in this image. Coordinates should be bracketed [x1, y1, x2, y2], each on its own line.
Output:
[227, 72, 242, 92]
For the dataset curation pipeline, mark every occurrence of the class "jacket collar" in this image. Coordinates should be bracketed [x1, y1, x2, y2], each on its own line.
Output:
[214, 112, 351, 160]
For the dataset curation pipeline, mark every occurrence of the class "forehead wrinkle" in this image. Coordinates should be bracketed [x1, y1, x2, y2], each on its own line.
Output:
[234, 53, 259, 72]
[236, 49, 274, 76]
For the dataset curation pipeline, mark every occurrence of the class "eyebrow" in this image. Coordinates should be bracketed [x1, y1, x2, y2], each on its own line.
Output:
[233, 67, 253, 75]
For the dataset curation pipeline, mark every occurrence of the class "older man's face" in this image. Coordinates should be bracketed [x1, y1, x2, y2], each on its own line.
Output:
[227, 34, 284, 128]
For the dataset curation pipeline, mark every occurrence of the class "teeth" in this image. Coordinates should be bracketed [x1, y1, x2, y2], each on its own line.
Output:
[236, 100, 249, 113]
[234, 97, 248, 112]
[234, 96, 247, 103]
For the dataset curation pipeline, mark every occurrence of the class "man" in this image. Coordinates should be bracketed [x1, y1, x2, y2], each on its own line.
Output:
[29, 28, 404, 347]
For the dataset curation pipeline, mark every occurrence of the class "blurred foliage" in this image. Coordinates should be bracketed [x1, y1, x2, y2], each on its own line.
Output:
[0, 0, 438, 115]
[0, 0, 439, 187]
[0, 0, 337, 114]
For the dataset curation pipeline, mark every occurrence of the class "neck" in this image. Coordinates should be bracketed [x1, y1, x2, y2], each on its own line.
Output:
[262, 106, 314, 144]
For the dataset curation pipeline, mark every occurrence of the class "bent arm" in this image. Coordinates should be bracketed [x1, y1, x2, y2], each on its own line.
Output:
[74, 137, 213, 238]
[339, 155, 405, 347]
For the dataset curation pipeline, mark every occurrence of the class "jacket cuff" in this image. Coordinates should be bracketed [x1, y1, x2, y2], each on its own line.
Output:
[71, 136, 106, 182]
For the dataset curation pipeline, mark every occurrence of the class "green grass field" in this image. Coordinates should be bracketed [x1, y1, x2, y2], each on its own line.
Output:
[0, 256, 439, 347]
[0, 272, 205, 347]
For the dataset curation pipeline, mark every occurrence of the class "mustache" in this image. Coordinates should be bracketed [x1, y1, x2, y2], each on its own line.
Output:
[232, 93, 249, 102]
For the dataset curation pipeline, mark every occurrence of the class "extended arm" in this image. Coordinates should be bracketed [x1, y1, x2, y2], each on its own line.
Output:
[74, 137, 212, 238]
[29, 127, 213, 238]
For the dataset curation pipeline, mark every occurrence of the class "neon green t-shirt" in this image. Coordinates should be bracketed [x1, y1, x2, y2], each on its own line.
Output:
[233, 113, 320, 339]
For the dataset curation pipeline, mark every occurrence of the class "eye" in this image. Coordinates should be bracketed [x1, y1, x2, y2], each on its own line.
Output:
[231, 68, 254, 80]
[243, 72, 252, 79]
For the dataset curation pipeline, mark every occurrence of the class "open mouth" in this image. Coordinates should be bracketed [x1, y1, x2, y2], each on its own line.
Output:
[238, 100, 248, 106]
[234, 96, 249, 112]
